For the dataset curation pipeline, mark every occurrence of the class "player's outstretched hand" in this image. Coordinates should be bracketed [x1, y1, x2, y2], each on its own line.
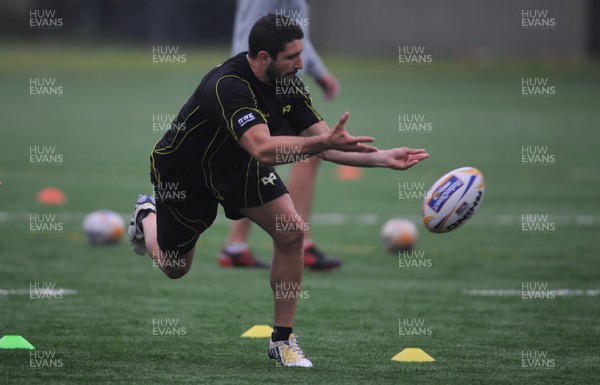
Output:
[382, 147, 429, 170]
[327, 112, 377, 153]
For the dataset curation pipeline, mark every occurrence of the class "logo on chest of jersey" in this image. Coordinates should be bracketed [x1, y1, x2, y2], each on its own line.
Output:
[282, 105, 291, 114]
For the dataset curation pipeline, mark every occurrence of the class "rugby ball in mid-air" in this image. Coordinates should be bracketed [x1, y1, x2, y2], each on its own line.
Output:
[381, 218, 418, 253]
[82, 210, 125, 245]
[422, 167, 485, 233]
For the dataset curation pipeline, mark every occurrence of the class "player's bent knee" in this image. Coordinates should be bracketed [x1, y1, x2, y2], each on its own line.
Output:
[164, 267, 189, 279]
[162, 259, 192, 279]
[273, 224, 305, 250]
[157, 248, 194, 279]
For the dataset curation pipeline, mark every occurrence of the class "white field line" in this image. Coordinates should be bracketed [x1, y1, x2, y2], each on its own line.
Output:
[463, 289, 600, 297]
[0, 288, 78, 296]
[2, 212, 600, 226]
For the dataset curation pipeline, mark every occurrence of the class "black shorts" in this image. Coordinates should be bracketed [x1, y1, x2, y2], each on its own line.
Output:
[150, 157, 288, 255]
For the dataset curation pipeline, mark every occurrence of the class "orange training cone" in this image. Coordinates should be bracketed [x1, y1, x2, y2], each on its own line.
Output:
[37, 187, 66, 205]
[335, 165, 363, 181]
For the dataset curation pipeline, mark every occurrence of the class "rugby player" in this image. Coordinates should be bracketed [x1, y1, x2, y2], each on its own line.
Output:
[128, 13, 428, 367]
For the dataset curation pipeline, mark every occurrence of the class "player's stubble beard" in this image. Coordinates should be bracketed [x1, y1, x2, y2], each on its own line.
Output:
[265, 61, 297, 85]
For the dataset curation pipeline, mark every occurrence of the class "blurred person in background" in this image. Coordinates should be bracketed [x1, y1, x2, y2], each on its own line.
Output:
[220, 0, 343, 270]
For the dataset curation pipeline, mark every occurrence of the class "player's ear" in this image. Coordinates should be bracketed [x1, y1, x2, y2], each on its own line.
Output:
[257, 51, 271, 64]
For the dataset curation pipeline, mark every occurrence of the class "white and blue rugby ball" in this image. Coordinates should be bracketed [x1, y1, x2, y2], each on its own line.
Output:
[422, 167, 485, 233]
[83, 210, 125, 245]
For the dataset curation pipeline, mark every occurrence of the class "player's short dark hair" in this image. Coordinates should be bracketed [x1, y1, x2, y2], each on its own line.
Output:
[248, 13, 304, 59]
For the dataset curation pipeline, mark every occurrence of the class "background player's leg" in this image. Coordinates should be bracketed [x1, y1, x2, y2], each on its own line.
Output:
[225, 218, 252, 244]
[288, 156, 342, 270]
[142, 213, 195, 279]
[239, 194, 305, 327]
[219, 217, 269, 268]
[287, 156, 320, 244]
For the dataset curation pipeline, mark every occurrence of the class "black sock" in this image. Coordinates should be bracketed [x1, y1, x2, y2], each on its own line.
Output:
[272, 326, 293, 342]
